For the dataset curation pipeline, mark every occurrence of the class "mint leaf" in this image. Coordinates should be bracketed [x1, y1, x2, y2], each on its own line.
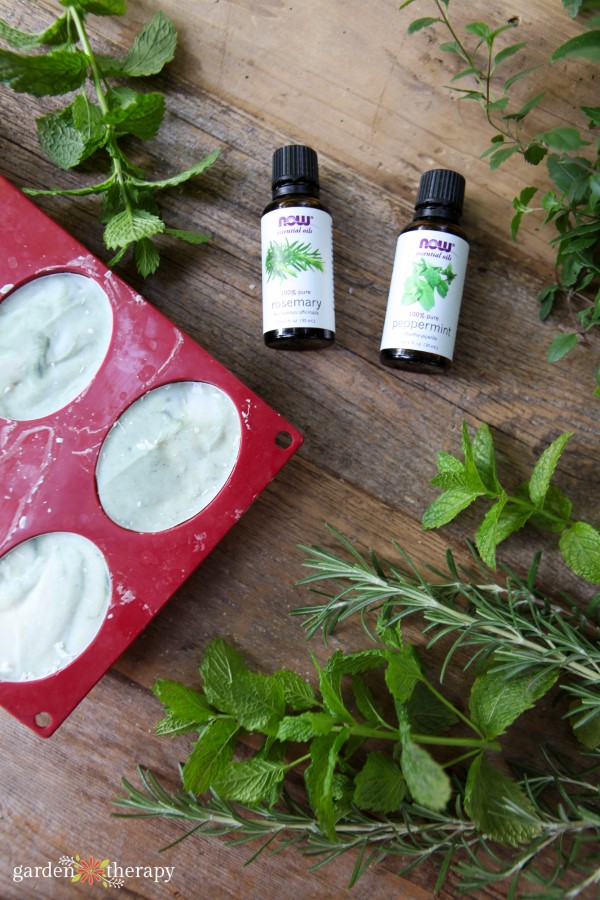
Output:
[200, 638, 249, 707]
[547, 332, 578, 363]
[164, 228, 211, 245]
[326, 649, 386, 677]
[134, 238, 160, 277]
[213, 759, 285, 806]
[272, 669, 317, 711]
[154, 710, 198, 737]
[351, 674, 386, 725]
[106, 88, 165, 140]
[353, 751, 405, 813]
[0, 15, 69, 50]
[62, 0, 127, 14]
[406, 682, 458, 735]
[422, 487, 482, 529]
[472, 424, 501, 494]
[276, 711, 335, 742]
[132, 148, 221, 190]
[559, 522, 600, 582]
[475, 493, 508, 568]
[430, 451, 468, 490]
[494, 502, 533, 543]
[469, 666, 558, 739]
[37, 96, 105, 169]
[465, 754, 542, 846]
[182, 718, 240, 794]
[312, 655, 355, 724]
[400, 736, 451, 811]
[0, 48, 88, 96]
[101, 11, 177, 77]
[305, 730, 349, 839]
[104, 208, 165, 250]
[528, 432, 572, 506]
[152, 678, 215, 727]
[529, 485, 572, 533]
[385, 645, 422, 704]
[571, 705, 600, 750]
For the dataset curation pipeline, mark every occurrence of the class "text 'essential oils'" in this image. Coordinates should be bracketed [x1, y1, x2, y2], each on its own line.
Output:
[261, 144, 335, 350]
[380, 168, 469, 372]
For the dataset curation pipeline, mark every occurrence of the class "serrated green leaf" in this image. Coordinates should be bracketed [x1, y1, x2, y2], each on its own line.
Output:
[152, 678, 215, 726]
[528, 432, 572, 506]
[465, 754, 542, 846]
[353, 751, 405, 813]
[523, 144, 547, 166]
[326, 649, 386, 678]
[101, 11, 176, 77]
[475, 493, 508, 568]
[472, 423, 501, 493]
[132, 148, 220, 190]
[305, 730, 349, 839]
[182, 718, 240, 794]
[0, 15, 69, 50]
[529, 484, 573, 533]
[351, 674, 385, 725]
[559, 522, 600, 582]
[493, 41, 527, 68]
[154, 710, 199, 737]
[430, 451, 467, 490]
[488, 145, 518, 170]
[134, 238, 160, 277]
[400, 737, 451, 811]
[199, 638, 249, 708]
[276, 711, 335, 742]
[37, 96, 106, 169]
[385, 645, 422, 704]
[422, 488, 482, 529]
[272, 669, 317, 711]
[0, 47, 88, 96]
[104, 208, 165, 250]
[494, 502, 533, 543]
[406, 682, 458, 735]
[213, 758, 285, 806]
[106, 88, 165, 139]
[469, 666, 558, 740]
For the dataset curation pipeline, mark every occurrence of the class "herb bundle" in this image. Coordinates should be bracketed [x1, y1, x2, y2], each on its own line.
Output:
[400, 0, 600, 394]
[0, 0, 219, 275]
[116, 532, 600, 896]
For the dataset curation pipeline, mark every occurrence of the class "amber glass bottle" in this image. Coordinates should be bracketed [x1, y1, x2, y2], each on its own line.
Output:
[380, 169, 469, 372]
[261, 145, 335, 350]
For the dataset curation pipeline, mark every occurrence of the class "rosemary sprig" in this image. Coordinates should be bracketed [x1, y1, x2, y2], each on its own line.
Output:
[293, 527, 600, 743]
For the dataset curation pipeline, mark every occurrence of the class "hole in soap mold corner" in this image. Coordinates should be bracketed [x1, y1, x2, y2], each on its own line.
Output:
[275, 431, 293, 449]
[34, 711, 52, 729]
[0, 271, 113, 422]
[0, 532, 111, 683]
[95, 380, 242, 534]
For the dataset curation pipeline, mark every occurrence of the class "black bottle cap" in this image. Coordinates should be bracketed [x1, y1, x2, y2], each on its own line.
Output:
[272, 145, 319, 193]
[415, 169, 465, 216]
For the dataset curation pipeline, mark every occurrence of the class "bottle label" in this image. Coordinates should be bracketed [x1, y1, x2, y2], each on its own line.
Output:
[261, 207, 335, 334]
[380, 229, 469, 360]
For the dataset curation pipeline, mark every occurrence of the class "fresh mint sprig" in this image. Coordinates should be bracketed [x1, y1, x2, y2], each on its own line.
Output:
[421, 420, 600, 582]
[0, 1, 219, 276]
[116, 612, 600, 895]
[400, 0, 600, 394]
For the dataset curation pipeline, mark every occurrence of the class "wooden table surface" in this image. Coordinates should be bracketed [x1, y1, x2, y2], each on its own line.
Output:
[0, 1, 598, 897]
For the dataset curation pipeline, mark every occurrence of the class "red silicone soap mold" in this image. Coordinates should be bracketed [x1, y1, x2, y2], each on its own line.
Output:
[0, 174, 303, 737]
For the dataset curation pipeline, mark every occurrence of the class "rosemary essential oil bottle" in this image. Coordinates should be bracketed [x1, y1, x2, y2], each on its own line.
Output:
[261, 145, 335, 350]
[380, 169, 469, 372]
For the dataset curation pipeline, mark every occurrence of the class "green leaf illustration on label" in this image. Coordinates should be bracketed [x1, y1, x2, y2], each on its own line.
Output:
[402, 259, 456, 310]
[265, 238, 325, 282]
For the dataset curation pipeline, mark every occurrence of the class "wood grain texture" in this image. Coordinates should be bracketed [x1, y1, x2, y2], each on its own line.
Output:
[0, 1, 598, 897]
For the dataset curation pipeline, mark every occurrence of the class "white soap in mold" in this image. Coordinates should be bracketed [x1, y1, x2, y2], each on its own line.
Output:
[0, 532, 111, 682]
[0, 272, 113, 421]
[96, 381, 242, 533]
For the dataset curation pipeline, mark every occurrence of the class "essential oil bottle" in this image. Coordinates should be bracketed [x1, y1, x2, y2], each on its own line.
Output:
[261, 144, 335, 350]
[380, 169, 469, 372]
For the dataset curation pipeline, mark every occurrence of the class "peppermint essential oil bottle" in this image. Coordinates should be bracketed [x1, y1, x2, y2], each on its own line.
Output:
[261, 145, 335, 349]
[380, 168, 469, 371]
